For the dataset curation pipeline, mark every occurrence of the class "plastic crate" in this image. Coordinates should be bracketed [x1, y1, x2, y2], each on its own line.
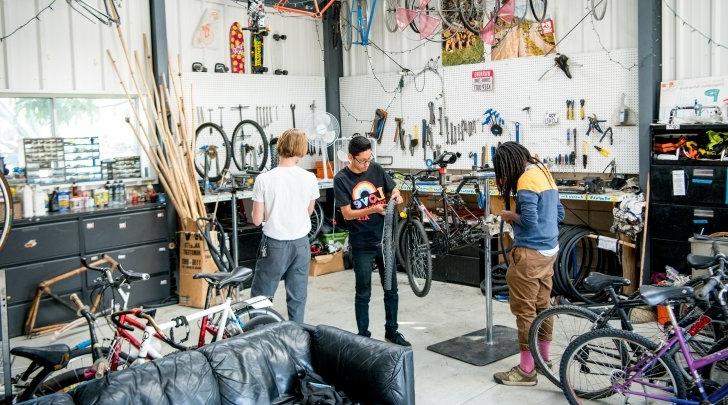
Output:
[320, 231, 348, 245]
[689, 237, 728, 256]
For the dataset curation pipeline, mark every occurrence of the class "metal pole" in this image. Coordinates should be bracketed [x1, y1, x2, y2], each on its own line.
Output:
[483, 177, 494, 345]
[1, 270, 12, 402]
[231, 191, 239, 266]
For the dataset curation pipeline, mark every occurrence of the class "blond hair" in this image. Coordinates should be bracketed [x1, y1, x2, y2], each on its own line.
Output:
[277, 129, 309, 158]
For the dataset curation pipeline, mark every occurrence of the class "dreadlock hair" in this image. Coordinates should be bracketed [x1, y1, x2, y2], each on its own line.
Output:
[493, 142, 555, 210]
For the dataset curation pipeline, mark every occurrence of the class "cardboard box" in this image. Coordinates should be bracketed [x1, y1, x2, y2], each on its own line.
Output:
[178, 218, 218, 308]
[310, 251, 344, 277]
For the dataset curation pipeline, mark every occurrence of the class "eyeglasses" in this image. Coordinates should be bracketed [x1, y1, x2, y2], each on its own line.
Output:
[353, 156, 374, 165]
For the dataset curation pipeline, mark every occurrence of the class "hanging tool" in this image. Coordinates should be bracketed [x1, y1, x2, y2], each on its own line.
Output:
[515, 122, 521, 144]
[428, 102, 436, 126]
[422, 119, 428, 161]
[490, 145, 496, 160]
[290, 104, 296, 127]
[438, 107, 443, 137]
[469, 152, 478, 169]
[394, 117, 402, 143]
[566, 129, 571, 145]
[587, 114, 606, 136]
[410, 127, 419, 157]
[599, 127, 614, 145]
[603, 159, 616, 176]
[579, 99, 585, 120]
[370, 109, 387, 144]
[445, 117, 450, 141]
[573, 129, 578, 165]
[408, 134, 414, 156]
[582, 140, 589, 169]
[396, 119, 405, 150]
[594, 145, 610, 157]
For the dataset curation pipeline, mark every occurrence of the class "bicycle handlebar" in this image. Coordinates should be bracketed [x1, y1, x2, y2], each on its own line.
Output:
[81, 254, 149, 281]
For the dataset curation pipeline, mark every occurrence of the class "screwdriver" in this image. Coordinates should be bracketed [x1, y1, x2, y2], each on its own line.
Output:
[582, 141, 589, 169]
[594, 145, 610, 157]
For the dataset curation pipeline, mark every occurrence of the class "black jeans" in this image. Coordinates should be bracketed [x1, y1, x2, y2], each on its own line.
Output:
[352, 248, 398, 336]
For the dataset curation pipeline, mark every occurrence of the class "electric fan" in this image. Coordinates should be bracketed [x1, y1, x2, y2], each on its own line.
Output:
[308, 112, 341, 180]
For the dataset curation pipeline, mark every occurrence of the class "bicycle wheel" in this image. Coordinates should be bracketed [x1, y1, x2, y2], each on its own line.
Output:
[437, 0, 465, 31]
[395, 218, 407, 267]
[231, 119, 268, 172]
[458, 0, 492, 35]
[385, 0, 399, 32]
[194, 122, 231, 182]
[308, 201, 324, 243]
[590, 0, 607, 21]
[514, 0, 528, 20]
[560, 328, 686, 404]
[529, 0, 546, 22]
[0, 172, 12, 252]
[234, 307, 285, 332]
[401, 218, 432, 297]
[340, 0, 352, 50]
[529, 305, 599, 388]
[381, 200, 398, 291]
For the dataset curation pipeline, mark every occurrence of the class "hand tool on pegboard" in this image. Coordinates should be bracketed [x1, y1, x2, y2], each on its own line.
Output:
[599, 126, 614, 145]
[582, 140, 589, 169]
[422, 119, 428, 162]
[394, 117, 403, 144]
[586, 114, 606, 136]
[573, 128, 578, 165]
[579, 99, 585, 120]
[468, 152, 478, 169]
[594, 145, 610, 157]
[515, 122, 521, 144]
[428, 102, 436, 126]
[445, 116, 450, 144]
[369, 109, 387, 144]
[438, 107, 443, 137]
[481, 145, 487, 167]
[290, 104, 296, 127]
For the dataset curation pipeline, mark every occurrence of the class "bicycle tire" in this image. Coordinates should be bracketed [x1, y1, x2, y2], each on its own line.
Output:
[560, 328, 686, 404]
[382, 200, 398, 291]
[0, 172, 12, 252]
[406, 0, 420, 33]
[402, 218, 433, 297]
[308, 201, 324, 243]
[395, 218, 407, 267]
[457, 0, 491, 35]
[234, 307, 285, 332]
[529, 0, 546, 22]
[194, 122, 231, 182]
[384, 0, 399, 32]
[590, 0, 607, 21]
[437, 0, 465, 31]
[340, 0, 352, 50]
[529, 305, 599, 388]
[514, 0, 528, 20]
[231, 119, 268, 172]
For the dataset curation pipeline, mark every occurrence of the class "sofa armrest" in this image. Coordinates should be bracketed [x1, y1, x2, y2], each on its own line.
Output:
[16, 393, 75, 405]
[310, 325, 415, 405]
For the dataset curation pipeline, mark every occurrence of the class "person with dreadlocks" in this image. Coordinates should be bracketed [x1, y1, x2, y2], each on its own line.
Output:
[492, 142, 564, 386]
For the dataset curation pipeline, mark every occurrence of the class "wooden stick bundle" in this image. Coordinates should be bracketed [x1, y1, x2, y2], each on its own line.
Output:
[106, 21, 205, 222]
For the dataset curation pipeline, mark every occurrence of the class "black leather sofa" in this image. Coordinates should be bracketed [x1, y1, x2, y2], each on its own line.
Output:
[21, 322, 415, 405]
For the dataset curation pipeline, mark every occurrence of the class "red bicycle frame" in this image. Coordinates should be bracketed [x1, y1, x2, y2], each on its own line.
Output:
[273, 0, 337, 19]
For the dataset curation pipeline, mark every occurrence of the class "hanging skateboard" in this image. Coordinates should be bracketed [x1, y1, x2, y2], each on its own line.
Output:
[250, 28, 269, 74]
[229, 22, 245, 73]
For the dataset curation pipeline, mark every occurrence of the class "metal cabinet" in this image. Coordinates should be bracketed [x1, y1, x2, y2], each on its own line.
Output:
[85, 242, 171, 288]
[651, 165, 728, 206]
[5, 257, 82, 305]
[128, 274, 171, 307]
[0, 221, 79, 267]
[82, 209, 168, 252]
[650, 204, 728, 241]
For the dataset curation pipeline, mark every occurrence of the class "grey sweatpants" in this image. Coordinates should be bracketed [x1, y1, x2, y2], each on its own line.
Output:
[251, 235, 310, 323]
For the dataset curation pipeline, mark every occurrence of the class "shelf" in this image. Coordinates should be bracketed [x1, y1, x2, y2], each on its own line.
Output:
[203, 179, 334, 203]
[398, 181, 628, 202]
[651, 123, 728, 134]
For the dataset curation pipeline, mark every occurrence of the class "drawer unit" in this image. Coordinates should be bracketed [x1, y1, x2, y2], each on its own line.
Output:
[7, 293, 78, 338]
[85, 242, 171, 288]
[128, 274, 171, 307]
[4, 257, 83, 305]
[0, 221, 79, 267]
[82, 209, 168, 252]
[432, 254, 483, 287]
[650, 204, 728, 241]
[651, 239, 692, 275]
[237, 230, 263, 262]
[651, 165, 728, 205]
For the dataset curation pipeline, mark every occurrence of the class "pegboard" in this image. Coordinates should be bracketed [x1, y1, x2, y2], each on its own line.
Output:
[180, 72, 327, 172]
[339, 48, 640, 174]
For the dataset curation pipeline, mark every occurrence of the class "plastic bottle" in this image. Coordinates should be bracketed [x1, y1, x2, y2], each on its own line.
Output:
[34, 186, 48, 216]
[22, 185, 34, 218]
[119, 181, 126, 205]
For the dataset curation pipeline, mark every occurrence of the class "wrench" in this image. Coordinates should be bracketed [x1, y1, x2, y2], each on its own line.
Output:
[438, 107, 443, 137]
[428, 101, 435, 125]
[290, 104, 296, 127]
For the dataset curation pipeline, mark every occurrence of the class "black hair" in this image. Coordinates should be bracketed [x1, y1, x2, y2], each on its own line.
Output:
[493, 142, 555, 210]
[348, 135, 372, 156]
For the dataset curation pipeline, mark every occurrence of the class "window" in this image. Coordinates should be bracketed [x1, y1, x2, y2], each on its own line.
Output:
[0, 96, 149, 183]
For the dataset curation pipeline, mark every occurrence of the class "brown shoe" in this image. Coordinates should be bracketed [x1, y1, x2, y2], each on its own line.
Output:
[493, 365, 537, 386]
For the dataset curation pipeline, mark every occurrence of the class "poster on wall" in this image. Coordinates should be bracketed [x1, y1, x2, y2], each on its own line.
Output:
[472, 69, 494, 91]
[491, 19, 556, 61]
[442, 29, 485, 67]
[658, 76, 728, 124]
[192, 8, 222, 49]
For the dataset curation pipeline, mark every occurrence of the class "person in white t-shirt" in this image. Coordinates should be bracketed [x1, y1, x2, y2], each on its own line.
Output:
[250, 129, 319, 323]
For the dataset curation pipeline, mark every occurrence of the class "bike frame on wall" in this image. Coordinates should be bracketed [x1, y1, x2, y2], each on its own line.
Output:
[273, 0, 337, 18]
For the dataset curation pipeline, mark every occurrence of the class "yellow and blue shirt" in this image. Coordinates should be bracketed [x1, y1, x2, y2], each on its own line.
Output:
[513, 165, 564, 251]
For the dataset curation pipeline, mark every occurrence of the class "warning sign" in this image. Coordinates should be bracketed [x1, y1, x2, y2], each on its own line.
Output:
[472, 69, 494, 92]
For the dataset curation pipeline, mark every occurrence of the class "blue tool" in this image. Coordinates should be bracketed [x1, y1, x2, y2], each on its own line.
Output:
[515, 122, 521, 143]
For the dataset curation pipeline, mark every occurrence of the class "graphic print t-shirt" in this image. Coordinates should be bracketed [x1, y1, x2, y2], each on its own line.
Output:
[334, 163, 396, 251]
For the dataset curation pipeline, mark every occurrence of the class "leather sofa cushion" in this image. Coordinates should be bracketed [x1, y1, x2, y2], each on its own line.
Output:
[198, 321, 314, 404]
[71, 351, 220, 405]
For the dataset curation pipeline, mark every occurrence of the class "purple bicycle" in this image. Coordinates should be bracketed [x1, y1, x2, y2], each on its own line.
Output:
[560, 245, 728, 404]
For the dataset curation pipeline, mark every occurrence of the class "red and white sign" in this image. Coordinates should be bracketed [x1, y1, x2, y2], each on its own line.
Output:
[540, 19, 554, 34]
[472, 69, 494, 91]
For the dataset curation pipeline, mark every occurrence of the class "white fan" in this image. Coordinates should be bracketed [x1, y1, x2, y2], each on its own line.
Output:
[308, 112, 341, 180]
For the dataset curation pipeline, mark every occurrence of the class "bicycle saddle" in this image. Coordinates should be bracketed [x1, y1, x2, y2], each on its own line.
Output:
[193, 271, 231, 282]
[639, 285, 694, 306]
[583, 272, 630, 292]
[218, 266, 254, 289]
[11, 344, 71, 370]
[687, 254, 719, 269]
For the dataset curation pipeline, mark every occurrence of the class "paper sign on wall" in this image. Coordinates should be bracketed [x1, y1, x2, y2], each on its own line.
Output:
[192, 8, 222, 49]
[472, 69, 494, 92]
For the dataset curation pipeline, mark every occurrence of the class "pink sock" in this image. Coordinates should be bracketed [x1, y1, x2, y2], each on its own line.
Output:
[538, 340, 551, 362]
[520, 350, 534, 374]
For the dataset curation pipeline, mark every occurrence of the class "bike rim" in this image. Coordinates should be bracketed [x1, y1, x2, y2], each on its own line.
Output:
[0, 172, 12, 252]
[340, 0, 353, 50]
[529, 0, 546, 22]
[194, 123, 230, 182]
[232, 120, 268, 172]
[437, 0, 465, 31]
[404, 223, 429, 292]
[385, 0, 399, 32]
[591, 0, 607, 21]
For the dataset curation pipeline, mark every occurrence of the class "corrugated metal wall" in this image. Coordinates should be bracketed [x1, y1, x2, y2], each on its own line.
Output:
[0, 0, 151, 93]
[344, 0, 638, 76]
[661, 0, 728, 81]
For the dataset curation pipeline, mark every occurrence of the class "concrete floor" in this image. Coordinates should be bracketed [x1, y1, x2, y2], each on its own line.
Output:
[9, 270, 566, 404]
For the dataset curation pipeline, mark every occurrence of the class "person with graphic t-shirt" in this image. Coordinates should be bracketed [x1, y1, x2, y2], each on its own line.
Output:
[334, 136, 411, 347]
[251, 129, 320, 323]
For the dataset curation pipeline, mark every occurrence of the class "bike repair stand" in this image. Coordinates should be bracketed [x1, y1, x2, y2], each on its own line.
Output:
[426, 170, 520, 366]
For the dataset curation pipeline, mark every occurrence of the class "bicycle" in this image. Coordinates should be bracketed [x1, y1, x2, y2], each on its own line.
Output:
[195, 108, 232, 182]
[560, 247, 728, 404]
[230, 105, 268, 173]
[0, 170, 12, 251]
[457, 0, 547, 36]
[392, 152, 487, 297]
[340, 0, 383, 50]
[529, 270, 724, 388]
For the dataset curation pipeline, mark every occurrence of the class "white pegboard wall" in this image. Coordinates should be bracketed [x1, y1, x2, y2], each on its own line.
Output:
[181, 72, 327, 172]
[339, 48, 640, 174]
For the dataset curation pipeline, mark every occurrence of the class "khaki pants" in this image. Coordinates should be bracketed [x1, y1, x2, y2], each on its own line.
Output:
[506, 247, 556, 351]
